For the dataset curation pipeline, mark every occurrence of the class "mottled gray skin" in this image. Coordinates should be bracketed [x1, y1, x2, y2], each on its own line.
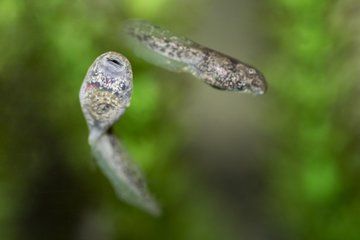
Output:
[80, 52, 133, 143]
[124, 20, 267, 95]
[79, 52, 160, 215]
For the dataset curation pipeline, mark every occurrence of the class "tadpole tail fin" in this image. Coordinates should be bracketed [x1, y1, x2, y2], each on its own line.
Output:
[122, 20, 194, 73]
[91, 133, 161, 216]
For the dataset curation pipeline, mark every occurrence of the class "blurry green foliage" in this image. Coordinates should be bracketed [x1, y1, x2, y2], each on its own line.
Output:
[268, 0, 360, 239]
[123, 0, 169, 17]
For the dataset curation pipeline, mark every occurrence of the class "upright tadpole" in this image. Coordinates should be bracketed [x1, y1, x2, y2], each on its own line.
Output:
[79, 51, 160, 216]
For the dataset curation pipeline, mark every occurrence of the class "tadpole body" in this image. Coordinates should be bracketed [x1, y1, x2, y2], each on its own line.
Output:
[79, 52, 160, 216]
[80, 52, 133, 143]
[123, 20, 267, 95]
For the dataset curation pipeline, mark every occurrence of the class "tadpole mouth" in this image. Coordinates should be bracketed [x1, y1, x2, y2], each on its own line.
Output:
[250, 78, 267, 95]
[104, 55, 126, 73]
[107, 57, 122, 66]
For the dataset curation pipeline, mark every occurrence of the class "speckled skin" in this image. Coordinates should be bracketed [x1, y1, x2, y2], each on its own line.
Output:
[79, 52, 159, 214]
[124, 20, 267, 95]
[80, 52, 133, 143]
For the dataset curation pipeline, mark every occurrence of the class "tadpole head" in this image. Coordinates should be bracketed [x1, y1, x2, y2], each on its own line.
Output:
[96, 51, 129, 77]
[245, 67, 267, 95]
[80, 51, 133, 139]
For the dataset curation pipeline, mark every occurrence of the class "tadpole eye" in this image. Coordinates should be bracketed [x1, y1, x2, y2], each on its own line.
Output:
[248, 68, 256, 74]
[107, 58, 122, 66]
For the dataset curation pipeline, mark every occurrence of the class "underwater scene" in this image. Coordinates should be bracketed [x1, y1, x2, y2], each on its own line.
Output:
[0, 0, 359, 239]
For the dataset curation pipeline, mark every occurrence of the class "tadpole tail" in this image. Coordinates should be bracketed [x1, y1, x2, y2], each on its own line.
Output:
[90, 132, 161, 216]
[122, 19, 197, 72]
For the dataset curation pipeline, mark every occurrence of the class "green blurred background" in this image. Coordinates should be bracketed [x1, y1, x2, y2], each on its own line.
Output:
[1, 0, 360, 239]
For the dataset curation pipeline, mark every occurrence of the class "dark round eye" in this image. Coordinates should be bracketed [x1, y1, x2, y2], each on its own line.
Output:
[248, 68, 256, 74]
[107, 58, 122, 66]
